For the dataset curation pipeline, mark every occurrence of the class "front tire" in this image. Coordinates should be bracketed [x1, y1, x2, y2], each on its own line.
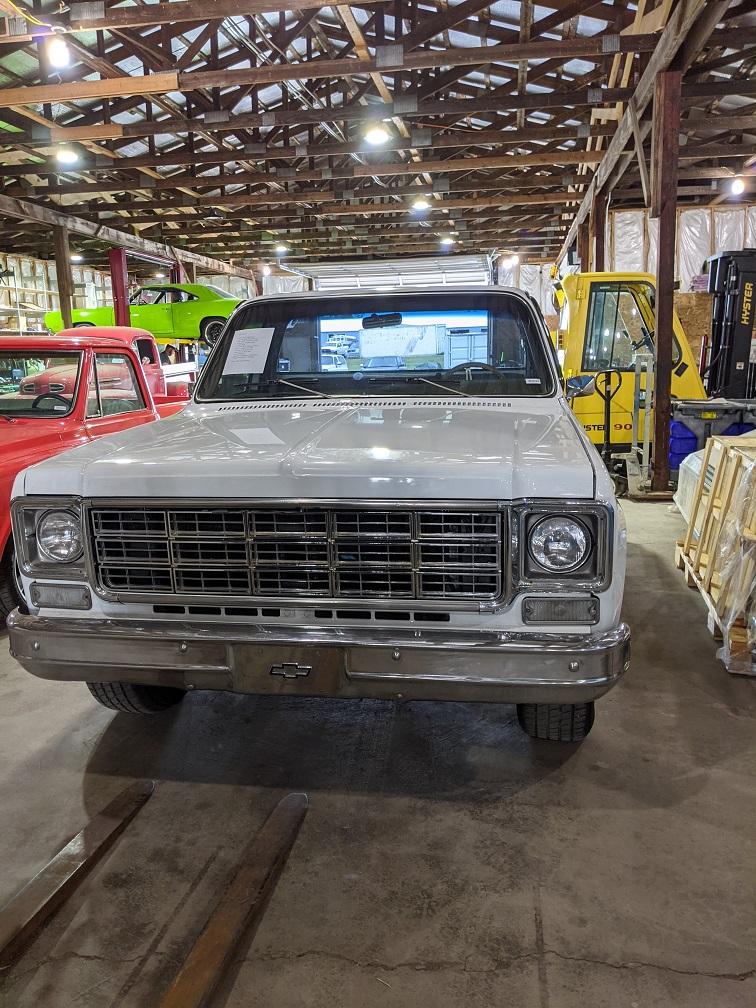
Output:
[86, 681, 186, 714]
[516, 702, 595, 742]
[0, 542, 23, 621]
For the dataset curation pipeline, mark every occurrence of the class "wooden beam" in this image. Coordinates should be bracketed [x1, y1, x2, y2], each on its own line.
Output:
[0, 0, 383, 39]
[556, 0, 729, 264]
[52, 225, 73, 328]
[33, 149, 605, 197]
[651, 70, 682, 493]
[1, 87, 642, 144]
[0, 192, 258, 280]
[628, 98, 651, 207]
[0, 125, 618, 169]
[577, 217, 590, 271]
[590, 189, 607, 272]
[0, 35, 660, 110]
[0, 72, 179, 108]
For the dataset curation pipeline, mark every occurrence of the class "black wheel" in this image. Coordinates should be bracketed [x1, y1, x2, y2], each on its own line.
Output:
[86, 681, 186, 714]
[0, 541, 23, 621]
[73, 322, 95, 328]
[516, 702, 595, 742]
[200, 317, 226, 344]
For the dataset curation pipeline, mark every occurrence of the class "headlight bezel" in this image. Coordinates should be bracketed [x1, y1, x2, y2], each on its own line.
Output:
[516, 502, 612, 591]
[11, 496, 87, 581]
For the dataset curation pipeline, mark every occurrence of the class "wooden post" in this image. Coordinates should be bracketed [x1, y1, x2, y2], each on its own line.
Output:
[650, 70, 682, 492]
[108, 247, 131, 326]
[184, 260, 197, 283]
[53, 225, 74, 329]
[577, 218, 590, 271]
[590, 190, 607, 273]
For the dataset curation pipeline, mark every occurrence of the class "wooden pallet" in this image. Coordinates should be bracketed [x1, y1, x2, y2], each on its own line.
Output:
[675, 434, 756, 674]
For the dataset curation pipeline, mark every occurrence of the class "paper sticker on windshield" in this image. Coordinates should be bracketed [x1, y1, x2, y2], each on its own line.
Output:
[525, 378, 542, 384]
[222, 327, 275, 375]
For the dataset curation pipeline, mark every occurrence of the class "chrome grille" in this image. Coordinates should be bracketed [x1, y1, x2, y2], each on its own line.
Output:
[88, 504, 503, 603]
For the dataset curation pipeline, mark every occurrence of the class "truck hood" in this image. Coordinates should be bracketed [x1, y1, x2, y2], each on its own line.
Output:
[19, 398, 597, 501]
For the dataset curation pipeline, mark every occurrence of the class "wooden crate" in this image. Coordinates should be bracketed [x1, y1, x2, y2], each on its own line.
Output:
[675, 435, 756, 673]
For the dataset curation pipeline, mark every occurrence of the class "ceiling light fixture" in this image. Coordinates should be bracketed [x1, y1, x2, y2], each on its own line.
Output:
[440, 235, 455, 247]
[47, 37, 71, 70]
[262, 263, 272, 276]
[731, 177, 746, 196]
[70, 253, 83, 263]
[55, 146, 79, 165]
[412, 196, 431, 211]
[364, 123, 390, 146]
[154, 272, 166, 279]
[275, 244, 288, 254]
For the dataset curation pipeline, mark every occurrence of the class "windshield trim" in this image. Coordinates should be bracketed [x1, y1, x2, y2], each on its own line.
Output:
[195, 290, 558, 404]
[0, 350, 83, 419]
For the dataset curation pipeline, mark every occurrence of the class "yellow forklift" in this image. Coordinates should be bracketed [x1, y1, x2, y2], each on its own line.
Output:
[553, 271, 707, 494]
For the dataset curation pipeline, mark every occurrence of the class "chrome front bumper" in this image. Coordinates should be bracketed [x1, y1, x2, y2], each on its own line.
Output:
[8, 612, 630, 704]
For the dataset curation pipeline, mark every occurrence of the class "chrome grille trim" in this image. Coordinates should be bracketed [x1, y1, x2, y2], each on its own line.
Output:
[86, 501, 505, 606]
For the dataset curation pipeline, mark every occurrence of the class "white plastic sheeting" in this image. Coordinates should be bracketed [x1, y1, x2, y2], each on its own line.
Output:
[197, 274, 256, 299]
[747, 207, 756, 248]
[714, 208, 746, 253]
[518, 264, 556, 316]
[647, 215, 658, 275]
[613, 211, 645, 272]
[607, 206, 756, 290]
[678, 209, 711, 292]
[262, 273, 309, 295]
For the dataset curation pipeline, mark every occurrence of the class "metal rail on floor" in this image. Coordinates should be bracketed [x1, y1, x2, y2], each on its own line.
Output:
[158, 792, 309, 1008]
[0, 785, 309, 1004]
[0, 779, 155, 970]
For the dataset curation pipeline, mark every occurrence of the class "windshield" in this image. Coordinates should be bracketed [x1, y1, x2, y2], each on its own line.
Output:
[197, 292, 554, 401]
[0, 351, 82, 417]
[201, 284, 237, 299]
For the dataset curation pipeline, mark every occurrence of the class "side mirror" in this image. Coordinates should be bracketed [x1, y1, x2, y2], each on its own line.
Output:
[565, 375, 595, 400]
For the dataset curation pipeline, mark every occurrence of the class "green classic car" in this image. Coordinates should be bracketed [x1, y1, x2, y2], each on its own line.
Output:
[45, 283, 242, 344]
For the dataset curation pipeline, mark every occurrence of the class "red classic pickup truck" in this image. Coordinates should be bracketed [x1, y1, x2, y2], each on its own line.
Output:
[0, 326, 187, 617]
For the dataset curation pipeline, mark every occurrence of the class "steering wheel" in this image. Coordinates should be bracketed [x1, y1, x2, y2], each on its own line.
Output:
[632, 331, 654, 353]
[447, 361, 510, 382]
[31, 392, 69, 411]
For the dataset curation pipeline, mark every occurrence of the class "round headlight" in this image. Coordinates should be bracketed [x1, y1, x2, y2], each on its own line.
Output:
[529, 515, 590, 573]
[36, 510, 83, 563]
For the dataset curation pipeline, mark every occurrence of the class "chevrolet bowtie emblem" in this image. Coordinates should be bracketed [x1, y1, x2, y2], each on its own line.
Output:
[270, 663, 312, 679]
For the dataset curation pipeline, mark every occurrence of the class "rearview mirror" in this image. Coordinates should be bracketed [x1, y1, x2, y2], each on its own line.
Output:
[362, 312, 402, 329]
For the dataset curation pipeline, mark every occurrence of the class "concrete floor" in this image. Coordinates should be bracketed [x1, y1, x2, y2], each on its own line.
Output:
[0, 501, 754, 1007]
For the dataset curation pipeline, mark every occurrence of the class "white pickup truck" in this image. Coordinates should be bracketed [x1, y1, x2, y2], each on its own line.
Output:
[8, 287, 630, 742]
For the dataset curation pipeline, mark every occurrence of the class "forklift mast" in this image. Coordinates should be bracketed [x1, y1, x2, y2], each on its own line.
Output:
[705, 250, 756, 399]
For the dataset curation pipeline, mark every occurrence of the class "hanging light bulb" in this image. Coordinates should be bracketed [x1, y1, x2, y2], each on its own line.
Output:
[731, 177, 746, 196]
[47, 36, 71, 70]
[55, 146, 79, 165]
[364, 123, 391, 146]
[412, 196, 431, 211]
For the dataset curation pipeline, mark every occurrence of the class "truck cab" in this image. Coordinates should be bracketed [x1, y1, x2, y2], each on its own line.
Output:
[555, 272, 706, 450]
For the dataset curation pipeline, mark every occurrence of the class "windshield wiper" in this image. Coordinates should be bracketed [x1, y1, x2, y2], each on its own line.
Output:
[406, 375, 472, 398]
[274, 378, 333, 399]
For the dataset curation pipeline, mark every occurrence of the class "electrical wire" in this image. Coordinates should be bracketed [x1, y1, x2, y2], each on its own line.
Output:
[3, 0, 53, 29]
